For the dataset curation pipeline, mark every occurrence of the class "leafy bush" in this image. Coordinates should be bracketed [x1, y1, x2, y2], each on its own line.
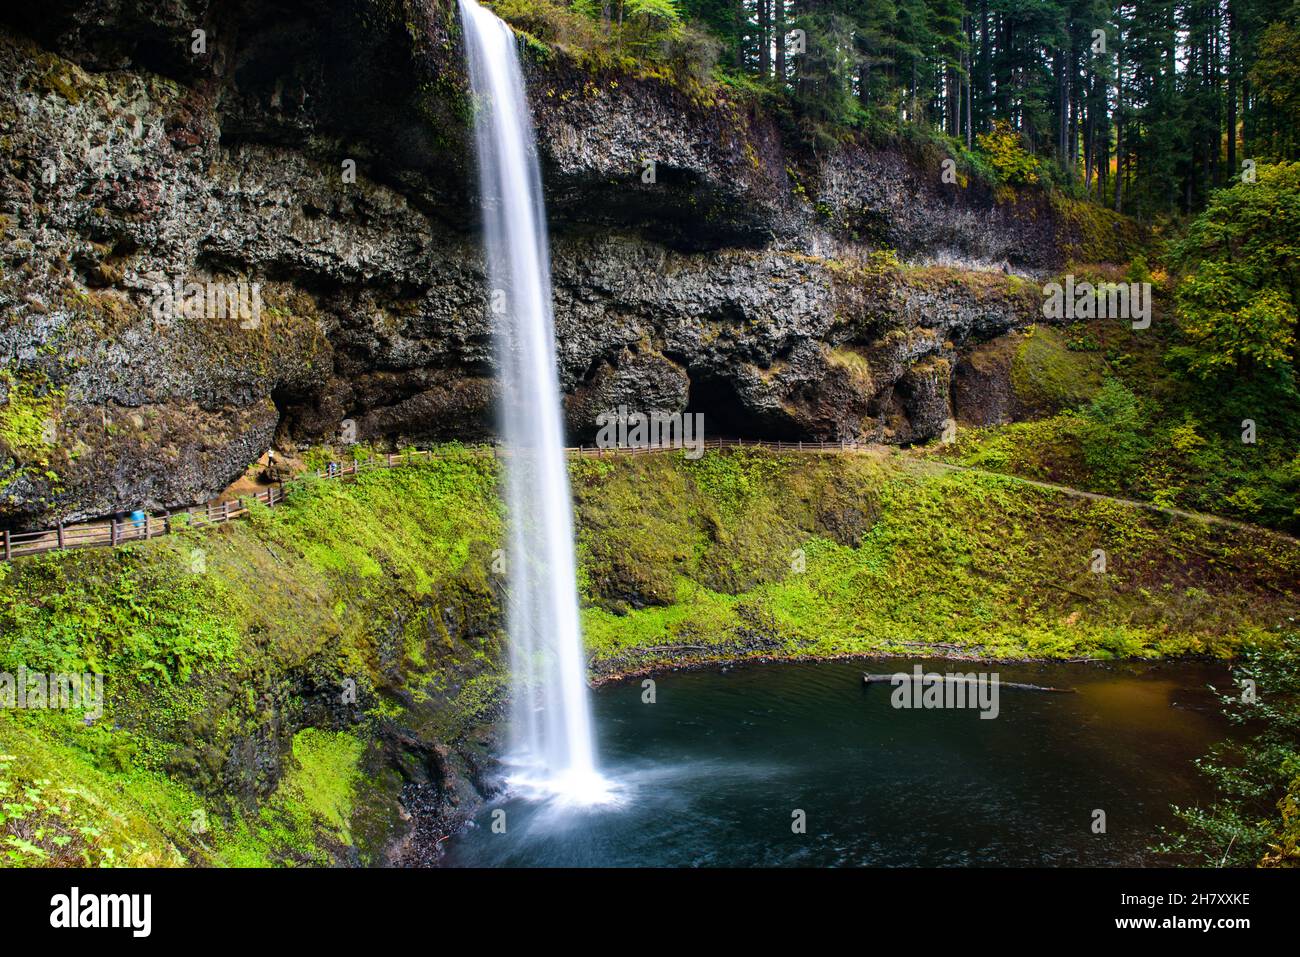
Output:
[1161, 636, 1300, 866]
[975, 120, 1040, 186]
[1169, 161, 1300, 384]
[495, 0, 718, 89]
[1126, 254, 1154, 285]
[1173, 262, 1297, 379]
[1077, 379, 1150, 492]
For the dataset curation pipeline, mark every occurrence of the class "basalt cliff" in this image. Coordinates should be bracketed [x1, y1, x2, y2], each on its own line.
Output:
[0, 0, 1141, 528]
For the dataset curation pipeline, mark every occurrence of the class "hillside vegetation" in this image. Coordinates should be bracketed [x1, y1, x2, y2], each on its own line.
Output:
[3, 447, 1298, 865]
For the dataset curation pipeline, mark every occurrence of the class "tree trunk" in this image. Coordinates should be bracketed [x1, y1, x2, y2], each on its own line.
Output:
[965, 12, 974, 147]
[775, 0, 786, 86]
[1227, 0, 1238, 177]
[1113, 24, 1124, 213]
[979, 0, 991, 133]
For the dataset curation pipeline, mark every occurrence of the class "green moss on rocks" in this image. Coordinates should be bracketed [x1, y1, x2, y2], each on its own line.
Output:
[0, 368, 66, 499]
[0, 369, 63, 462]
[1052, 194, 1147, 265]
[1010, 325, 1106, 412]
[827, 347, 874, 393]
[237, 729, 365, 865]
[27, 48, 89, 104]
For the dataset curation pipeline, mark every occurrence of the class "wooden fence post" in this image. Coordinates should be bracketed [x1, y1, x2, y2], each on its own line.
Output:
[222, 501, 229, 523]
[3, 529, 9, 562]
[111, 520, 118, 546]
[57, 522, 65, 550]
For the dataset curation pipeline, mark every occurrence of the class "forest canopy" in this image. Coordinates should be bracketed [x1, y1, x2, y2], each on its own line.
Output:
[501, 0, 1300, 219]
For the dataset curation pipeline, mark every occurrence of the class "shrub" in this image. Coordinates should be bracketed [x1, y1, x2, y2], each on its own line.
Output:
[1173, 261, 1297, 379]
[497, 0, 715, 88]
[976, 120, 1040, 186]
[1169, 161, 1300, 384]
[1161, 637, 1300, 866]
[1078, 379, 1150, 492]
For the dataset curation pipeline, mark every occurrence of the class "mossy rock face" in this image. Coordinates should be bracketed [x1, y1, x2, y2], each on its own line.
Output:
[1010, 326, 1106, 414]
[1051, 195, 1149, 265]
[827, 347, 874, 394]
[957, 325, 1105, 425]
[3, 1, 1142, 526]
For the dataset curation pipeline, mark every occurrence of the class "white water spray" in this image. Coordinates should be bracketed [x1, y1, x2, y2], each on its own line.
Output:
[459, 0, 610, 804]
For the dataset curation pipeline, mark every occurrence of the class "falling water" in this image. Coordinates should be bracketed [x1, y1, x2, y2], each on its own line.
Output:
[459, 0, 608, 804]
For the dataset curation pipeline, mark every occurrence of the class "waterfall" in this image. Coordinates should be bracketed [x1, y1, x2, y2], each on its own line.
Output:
[459, 0, 609, 804]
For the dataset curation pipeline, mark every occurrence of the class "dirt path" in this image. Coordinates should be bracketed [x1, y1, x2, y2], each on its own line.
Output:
[6, 438, 1295, 560]
[907, 455, 1300, 545]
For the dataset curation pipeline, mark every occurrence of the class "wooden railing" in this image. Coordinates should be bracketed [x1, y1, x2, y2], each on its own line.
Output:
[2, 481, 291, 561]
[0, 438, 866, 563]
[567, 437, 862, 457]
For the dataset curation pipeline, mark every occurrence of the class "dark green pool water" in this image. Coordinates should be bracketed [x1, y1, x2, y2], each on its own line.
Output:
[442, 658, 1233, 867]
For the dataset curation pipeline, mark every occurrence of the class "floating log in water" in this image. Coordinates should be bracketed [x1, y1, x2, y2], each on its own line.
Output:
[862, 673, 1076, 693]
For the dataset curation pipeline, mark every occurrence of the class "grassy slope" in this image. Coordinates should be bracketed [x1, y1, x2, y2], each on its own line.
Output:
[0, 449, 503, 866]
[574, 448, 1299, 674]
[2, 446, 1297, 866]
[933, 293, 1300, 533]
